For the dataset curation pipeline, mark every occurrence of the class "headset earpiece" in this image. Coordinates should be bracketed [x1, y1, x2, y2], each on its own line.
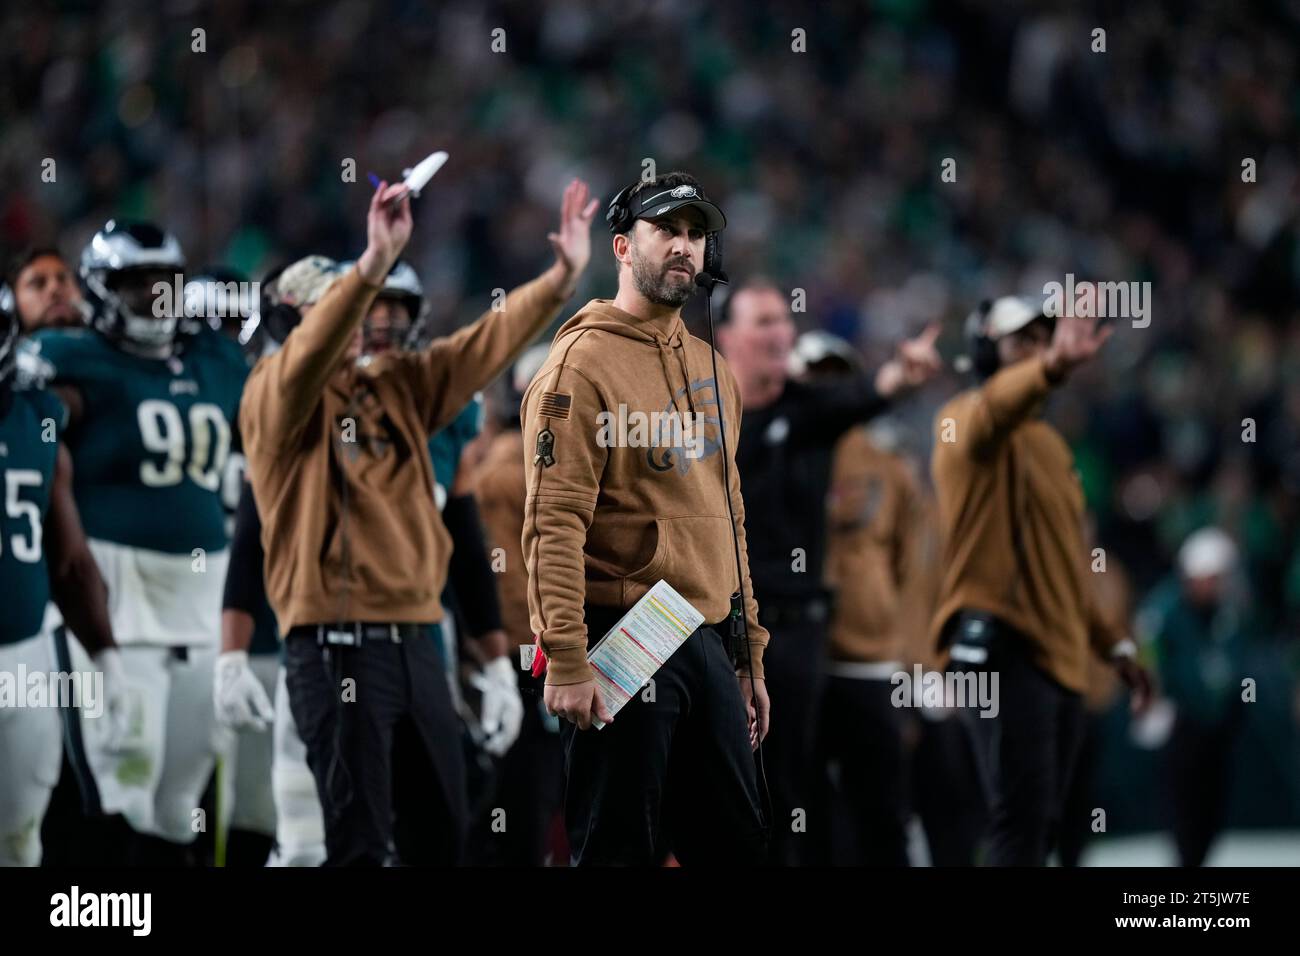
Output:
[263, 302, 303, 345]
[964, 298, 1000, 379]
[605, 182, 637, 235]
[702, 231, 728, 285]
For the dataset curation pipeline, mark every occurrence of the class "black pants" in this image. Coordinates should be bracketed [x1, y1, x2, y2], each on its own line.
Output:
[910, 711, 987, 866]
[561, 605, 767, 866]
[1165, 710, 1240, 867]
[467, 671, 565, 866]
[1057, 713, 1104, 867]
[953, 628, 1084, 866]
[815, 675, 909, 866]
[284, 626, 468, 866]
[758, 616, 828, 866]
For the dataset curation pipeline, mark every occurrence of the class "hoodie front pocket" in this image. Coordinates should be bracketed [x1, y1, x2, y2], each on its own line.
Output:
[629, 515, 735, 597]
[625, 517, 669, 583]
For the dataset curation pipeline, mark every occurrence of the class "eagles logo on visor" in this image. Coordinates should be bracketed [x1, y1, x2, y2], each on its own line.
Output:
[632, 186, 727, 232]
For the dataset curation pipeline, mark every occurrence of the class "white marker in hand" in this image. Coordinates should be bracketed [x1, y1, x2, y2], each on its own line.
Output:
[402, 150, 449, 197]
[369, 150, 450, 205]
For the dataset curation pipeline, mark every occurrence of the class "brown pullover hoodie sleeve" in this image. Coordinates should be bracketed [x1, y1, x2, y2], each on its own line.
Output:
[1085, 556, 1129, 659]
[393, 271, 568, 436]
[244, 267, 381, 452]
[521, 359, 608, 685]
[961, 355, 1054, 457]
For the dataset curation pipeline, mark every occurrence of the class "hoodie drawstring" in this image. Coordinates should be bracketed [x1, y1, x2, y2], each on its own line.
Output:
[656, 329, 696, 418]
[655, 323, 697, 417]
[676, 339, 697, 416]
[656, 339, 682, 415]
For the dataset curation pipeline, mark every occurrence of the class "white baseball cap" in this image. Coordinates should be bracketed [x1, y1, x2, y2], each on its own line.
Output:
[984, 296, 1049, 339]
[1177, 527, 1238, 579]
[277, 255, 343, 307]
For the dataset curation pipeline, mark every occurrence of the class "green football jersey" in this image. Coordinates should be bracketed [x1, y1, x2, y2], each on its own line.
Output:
[0, 388, 66, 645]
[23, 327, 247, 555]
[427, 393, 484, 503]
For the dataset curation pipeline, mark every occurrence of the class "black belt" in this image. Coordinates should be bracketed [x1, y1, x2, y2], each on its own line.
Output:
[944, 610, 1024, 665]
[289, 622, 425, 647]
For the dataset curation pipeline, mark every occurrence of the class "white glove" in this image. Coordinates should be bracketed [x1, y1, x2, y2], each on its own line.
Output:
[214, 650, 274, 731]
[471, 657, 524, 757]
[90, 648, 131, 752]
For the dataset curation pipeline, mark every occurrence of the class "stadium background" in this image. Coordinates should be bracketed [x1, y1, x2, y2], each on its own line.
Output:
[2, 0, 1297, 863]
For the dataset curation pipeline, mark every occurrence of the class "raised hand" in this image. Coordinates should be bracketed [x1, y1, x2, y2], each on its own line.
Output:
[357, 180, 413, 285]
[1044, 313, 1113, 382]
[873, 322, 943, 398]
[547, 178, 600, 297]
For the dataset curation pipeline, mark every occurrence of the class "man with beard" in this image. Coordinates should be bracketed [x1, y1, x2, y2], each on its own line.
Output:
[4, 248, 87, 332]
[523, 172, 769, 864]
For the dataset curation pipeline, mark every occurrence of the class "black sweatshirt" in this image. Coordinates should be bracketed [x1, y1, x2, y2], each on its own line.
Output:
[735, 374, 889, 603]
[222, 480, 281, 655]
[440, 492, 503, 639]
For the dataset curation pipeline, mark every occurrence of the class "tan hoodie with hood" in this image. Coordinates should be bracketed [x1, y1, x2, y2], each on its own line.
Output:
[242, 267, 567, 636]
[521, 299, 769, 686]
[928, 355, 1123, 693]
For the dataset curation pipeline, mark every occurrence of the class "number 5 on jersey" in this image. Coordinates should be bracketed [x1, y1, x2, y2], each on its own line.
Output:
[1, 468, 42, 562]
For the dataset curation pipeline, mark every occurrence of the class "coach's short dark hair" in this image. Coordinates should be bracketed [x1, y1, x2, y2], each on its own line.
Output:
[6, 246, 67, 290]
[614, 171, 710, 270]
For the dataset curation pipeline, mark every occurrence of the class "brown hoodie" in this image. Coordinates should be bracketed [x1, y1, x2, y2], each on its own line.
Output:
[824, 427, 920, 664]
[897, 495, 947, 672]
[472, 428, 531, 646]
[241, 266, 567, 635]
[928, 355, 1123, 693]
[521, 299, 769, 686]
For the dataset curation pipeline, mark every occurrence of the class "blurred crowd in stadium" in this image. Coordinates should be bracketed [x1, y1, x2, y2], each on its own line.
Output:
[1, 0, 1298, 859]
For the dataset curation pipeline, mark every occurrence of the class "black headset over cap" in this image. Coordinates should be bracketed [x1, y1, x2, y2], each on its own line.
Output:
[963, 295, 1055, 380]
[606, 179, 729, 286]
[605, 181, 727, 235]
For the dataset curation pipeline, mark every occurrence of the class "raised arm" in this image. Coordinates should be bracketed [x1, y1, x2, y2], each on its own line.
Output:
[964, 312, 1114, 457]
[807, 324, 941, 442]
[394, 179, 599, 435]
[245, 181, 412, 450]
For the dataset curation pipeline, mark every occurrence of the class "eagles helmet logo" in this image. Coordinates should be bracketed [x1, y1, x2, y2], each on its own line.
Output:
[670, 185, 697, 198]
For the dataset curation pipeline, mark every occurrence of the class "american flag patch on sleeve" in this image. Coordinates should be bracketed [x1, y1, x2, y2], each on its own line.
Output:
[538, 391, 572, 420]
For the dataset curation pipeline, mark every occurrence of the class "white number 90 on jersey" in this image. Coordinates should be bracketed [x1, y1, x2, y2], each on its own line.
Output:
[136, 399, 231, 491]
